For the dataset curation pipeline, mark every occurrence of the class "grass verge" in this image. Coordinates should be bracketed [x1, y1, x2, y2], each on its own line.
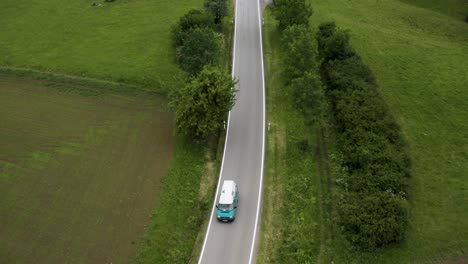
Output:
[136, 139, 208, 263]
[257, 10, 325, 263]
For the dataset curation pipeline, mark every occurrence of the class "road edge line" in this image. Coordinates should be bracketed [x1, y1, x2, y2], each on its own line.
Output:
[197, 0, 239, 262]
[248, 0, 266, 263]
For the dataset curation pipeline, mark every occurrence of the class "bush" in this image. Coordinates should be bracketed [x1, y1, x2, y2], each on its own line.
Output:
[272, 0, 313, 30]
[204, 0, 228, 25]
[289, 71, 325, 125]
[316, 21, 336, 55]
[176, 27, 221, 76]
[317, 21, 411, 250]
[172, 9, 215, 47]
[321, 30, 356, 62]
[281, 25, 317, 83]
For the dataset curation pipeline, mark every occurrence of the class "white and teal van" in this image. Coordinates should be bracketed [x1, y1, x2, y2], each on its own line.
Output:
[216, 180, 239, 222]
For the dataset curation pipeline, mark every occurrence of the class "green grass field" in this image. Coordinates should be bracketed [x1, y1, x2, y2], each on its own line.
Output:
[0, 74, 175, 263]
[309, 0, 468, 262]
[0, 0, 203, 92]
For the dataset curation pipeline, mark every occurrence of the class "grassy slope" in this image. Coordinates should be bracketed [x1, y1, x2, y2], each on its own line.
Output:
[311, 0, 468, 262]
[0, 75, 175, 263]
[0, 0, 203, 92]
[137, 3, 235, 263]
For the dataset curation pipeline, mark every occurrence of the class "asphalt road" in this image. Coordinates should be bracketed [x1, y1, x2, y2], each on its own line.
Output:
[198, 0, 265, 263]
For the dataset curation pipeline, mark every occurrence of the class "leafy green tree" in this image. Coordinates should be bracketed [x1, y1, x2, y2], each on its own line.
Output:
[204, 0, 228, 24]
[289, 71, 325, 125]
[281, 25, 317, 82]
[171, 66, 237, 139]
[172, 9, 215, 47]
[176, 27, 221, 76]
[272, 0, 313, 30]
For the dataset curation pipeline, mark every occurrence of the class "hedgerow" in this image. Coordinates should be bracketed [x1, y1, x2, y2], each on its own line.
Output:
[316, 22, 411, 250]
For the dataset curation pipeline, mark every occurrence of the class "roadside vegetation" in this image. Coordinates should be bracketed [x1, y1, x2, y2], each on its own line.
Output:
[317, 22, 411, 250]
[259, 1, 327, 263]
[136, 0, 234, 262]
[261, 0, 467, 262]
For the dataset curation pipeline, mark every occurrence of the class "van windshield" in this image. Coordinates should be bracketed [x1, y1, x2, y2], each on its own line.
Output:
[218, 203, 234, 212]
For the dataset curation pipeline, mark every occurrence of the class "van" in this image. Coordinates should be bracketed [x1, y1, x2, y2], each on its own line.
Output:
[216, 180, 239, 222]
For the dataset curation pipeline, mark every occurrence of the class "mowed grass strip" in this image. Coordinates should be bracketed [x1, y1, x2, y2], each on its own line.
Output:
[0, 0, 203, 92]
[0, 75, 175, 263]
[258, 11, 324, 264]
[310, 0, 468, 262]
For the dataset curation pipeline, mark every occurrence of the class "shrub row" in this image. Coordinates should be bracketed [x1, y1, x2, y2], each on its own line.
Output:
[279, 24, 325, 126]
[316, 22, 411, 249]
[137, 2, 232, 262]
[172, 9, 221, 76]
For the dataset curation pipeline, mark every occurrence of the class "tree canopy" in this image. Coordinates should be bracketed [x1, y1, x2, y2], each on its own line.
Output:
[171, 66, 237, 139]
[272, 0, 313, 30]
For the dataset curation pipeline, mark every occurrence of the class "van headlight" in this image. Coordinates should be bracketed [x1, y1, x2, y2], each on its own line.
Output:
[229, 215, 233, 219]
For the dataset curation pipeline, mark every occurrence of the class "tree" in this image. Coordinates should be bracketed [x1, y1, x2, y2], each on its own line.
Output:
[172, 9, 215, 47]
[281, 25, 317, 82]
[171, 66, 237, 139]
[316, 21, 336, 56]
[271, 0, 313, 30]
[204, 0, 228, 25]
[176, 27, 221, 76]
[289, 71, 325, 125]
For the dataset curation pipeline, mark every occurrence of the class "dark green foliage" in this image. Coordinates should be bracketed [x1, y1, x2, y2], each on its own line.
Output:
[289, 71, 325, 125]
[176, 27, 221, 76]
[316, 21, 336, 55]
[172, 9, 215, 47]
[170, 66, 236, 139]
[137, 141, 206, 263]
[204, 0, 228, 24]
[338, 192, 408, 250]
[272, 0, 313, 30]
[281, 25, 317, 83]
[317, 22, 411, 250]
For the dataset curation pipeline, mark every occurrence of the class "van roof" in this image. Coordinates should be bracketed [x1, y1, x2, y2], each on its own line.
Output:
[219, 180, 236, 204]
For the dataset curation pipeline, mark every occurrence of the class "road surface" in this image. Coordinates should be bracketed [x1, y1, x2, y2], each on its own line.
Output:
[198, 0, 265, 263]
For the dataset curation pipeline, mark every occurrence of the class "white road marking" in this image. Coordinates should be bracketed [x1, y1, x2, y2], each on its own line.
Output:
[248, 0, 266, 263]
[198, 0, 239, 262]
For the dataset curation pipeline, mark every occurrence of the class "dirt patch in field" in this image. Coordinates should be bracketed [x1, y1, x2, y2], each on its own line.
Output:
[0, 75, 175, 263]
